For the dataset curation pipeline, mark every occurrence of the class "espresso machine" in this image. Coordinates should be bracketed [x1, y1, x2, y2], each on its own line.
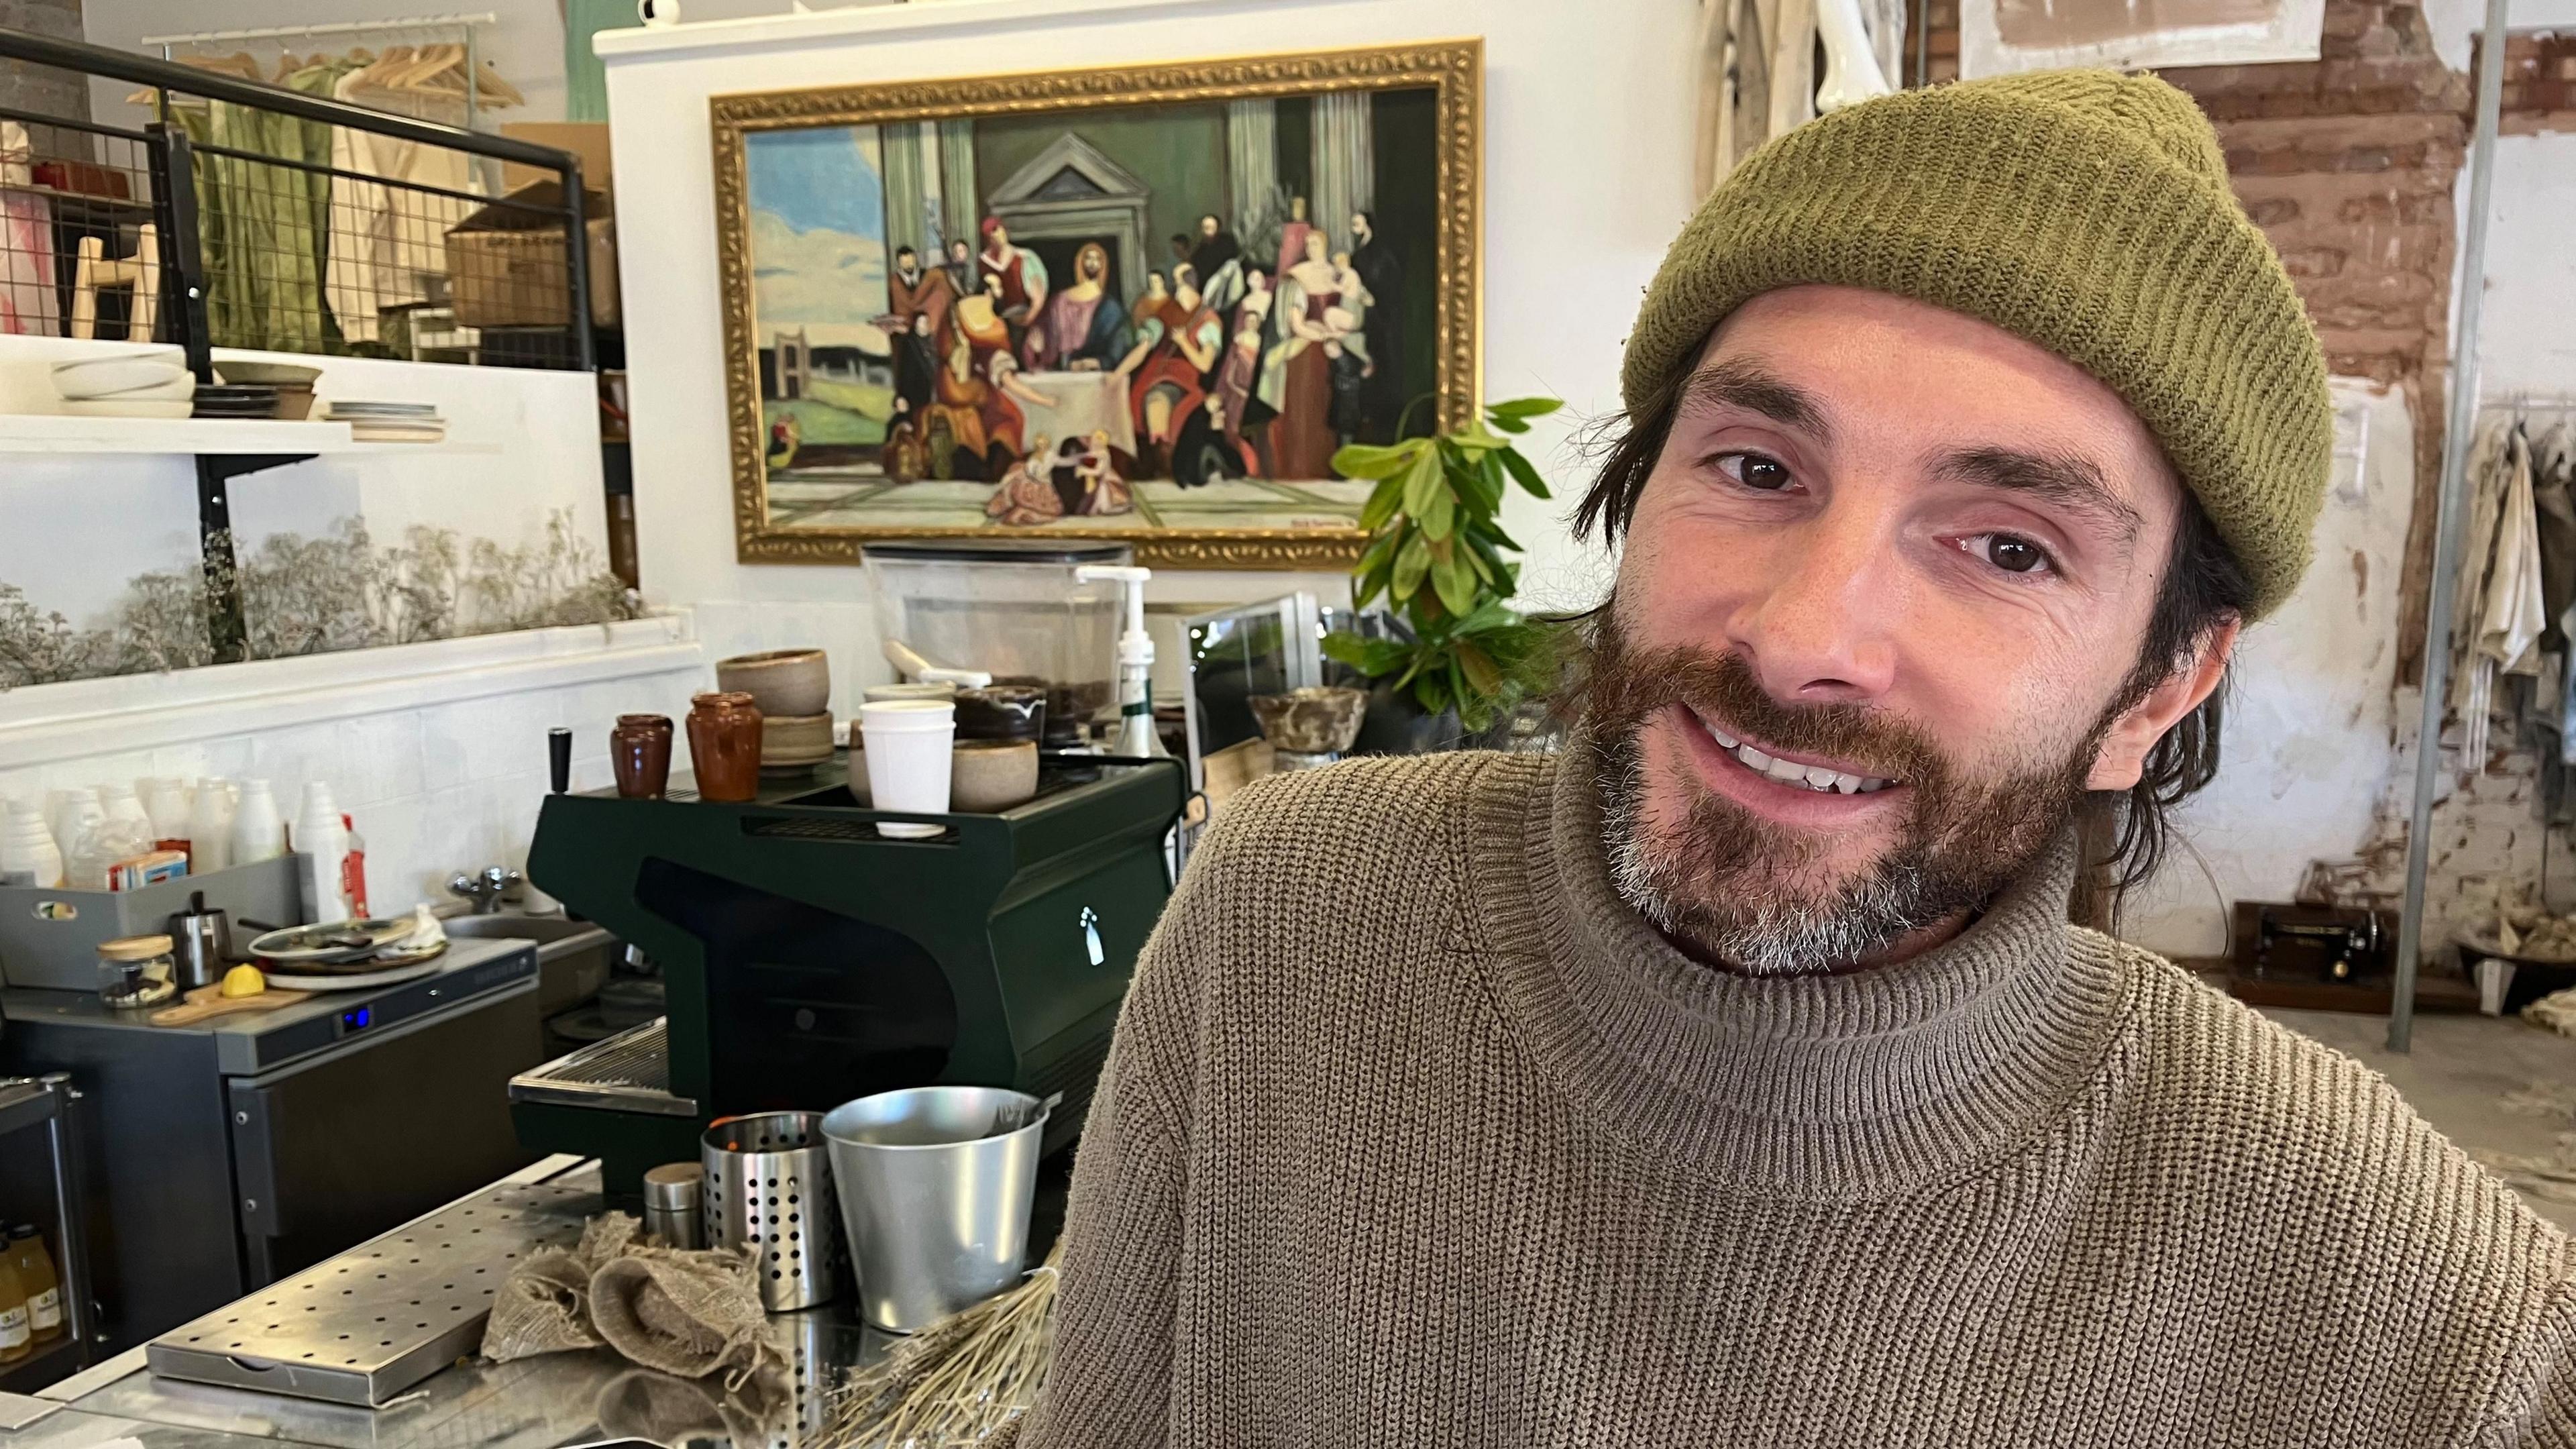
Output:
[510, 751, 1184, 1199]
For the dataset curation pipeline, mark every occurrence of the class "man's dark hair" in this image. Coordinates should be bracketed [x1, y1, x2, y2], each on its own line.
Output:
[896, 245, 916, 260]
[1570, 367, 2249, 907]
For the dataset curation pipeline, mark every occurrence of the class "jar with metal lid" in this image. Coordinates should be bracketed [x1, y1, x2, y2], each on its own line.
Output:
[96, 934, 177, 1010]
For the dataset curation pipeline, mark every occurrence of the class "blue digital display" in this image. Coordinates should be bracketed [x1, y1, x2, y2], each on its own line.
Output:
[340, 1007, 371, 1032]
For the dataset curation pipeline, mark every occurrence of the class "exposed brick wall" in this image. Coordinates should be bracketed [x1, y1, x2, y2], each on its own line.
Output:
[1910, 3, 2576, 682]
[2488, 30, 2576, 135]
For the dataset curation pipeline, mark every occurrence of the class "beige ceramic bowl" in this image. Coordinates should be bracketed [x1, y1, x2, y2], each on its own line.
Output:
[718, 647, 830, 718]
[950, 739, 1038, 812]
[759, 710, 834, 770]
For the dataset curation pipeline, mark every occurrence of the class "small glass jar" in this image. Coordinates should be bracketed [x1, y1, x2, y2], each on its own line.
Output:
[97, 933, 177, 1010]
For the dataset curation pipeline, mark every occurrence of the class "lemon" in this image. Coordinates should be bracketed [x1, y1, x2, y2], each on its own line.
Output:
[220, 964, 266, 998]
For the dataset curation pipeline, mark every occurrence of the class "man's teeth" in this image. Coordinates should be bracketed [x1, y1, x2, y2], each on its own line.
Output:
[1699, 720, 1891, 795]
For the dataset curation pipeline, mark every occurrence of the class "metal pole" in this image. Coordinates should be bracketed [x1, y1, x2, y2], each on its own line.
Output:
[42, 1075, 95, 1359]
[2390, 0, 2512, 1053]
[564, 157, 596, 373]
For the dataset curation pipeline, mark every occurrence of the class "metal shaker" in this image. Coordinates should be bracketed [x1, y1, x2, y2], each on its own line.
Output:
[166, 891, 232, 991]
[641, 1162, 701, 1249]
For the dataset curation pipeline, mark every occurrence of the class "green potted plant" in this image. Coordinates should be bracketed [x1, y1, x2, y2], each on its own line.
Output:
[1323, 397, 1566, 745]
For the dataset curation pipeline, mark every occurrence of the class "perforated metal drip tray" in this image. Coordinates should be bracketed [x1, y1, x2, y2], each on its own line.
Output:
[145, 1175, 592, 1406]
[508, 1016, 697, 1117]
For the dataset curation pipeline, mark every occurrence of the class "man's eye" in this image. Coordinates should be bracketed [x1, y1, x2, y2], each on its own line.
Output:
[1965, 533, 2053, 575]
[1713, 452, 1792, 490]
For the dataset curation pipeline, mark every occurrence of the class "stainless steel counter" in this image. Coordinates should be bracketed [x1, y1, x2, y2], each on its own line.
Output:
[0, 1157, 896, 1449]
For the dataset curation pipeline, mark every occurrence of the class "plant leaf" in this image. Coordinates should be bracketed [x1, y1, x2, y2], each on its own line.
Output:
[1392, 529, 1431, 601]
[1432, 548, 1476, 617]
[1418, 483, 1456, 541]
[1465, 453, 1505, 515]
[1446, 426, 1509, 453]
[1498, 445, 1552, 500]
[1486, 413, 1529, 434]
[1457, 638, 1502, 696]
[1358, 473, 1405, 531]
[1331, 441, 1418, 480]
[1451, 598, 1518, 635]
[1400, 448, 1444, 520]
[1487, 396, 1564, 420]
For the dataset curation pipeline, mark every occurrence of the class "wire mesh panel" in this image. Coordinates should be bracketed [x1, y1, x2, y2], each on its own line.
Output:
[150, 80, 588, 369]
[0, 32, 592, 370]
[0, 97, 175, 345]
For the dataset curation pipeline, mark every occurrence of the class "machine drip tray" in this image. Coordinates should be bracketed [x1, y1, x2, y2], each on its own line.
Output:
[508, 1017, 697, 1118]
[146, 1175, 591, 1405]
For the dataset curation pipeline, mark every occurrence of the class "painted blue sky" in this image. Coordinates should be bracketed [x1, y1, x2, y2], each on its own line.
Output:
[745, 125, 890, 341]
[747, 126, 885, 239]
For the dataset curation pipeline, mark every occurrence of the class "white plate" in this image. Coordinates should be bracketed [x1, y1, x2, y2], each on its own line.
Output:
[52, 361, 192, 398]
[57, 377, 195, 403]
[50, 345, 183, 374]
[60, 398, 195, 418]
[260, 959, 443, 991]
[248, 917, 416, 963]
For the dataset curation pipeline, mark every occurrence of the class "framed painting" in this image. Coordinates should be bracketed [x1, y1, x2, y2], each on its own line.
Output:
[709, 40, 1481, 569]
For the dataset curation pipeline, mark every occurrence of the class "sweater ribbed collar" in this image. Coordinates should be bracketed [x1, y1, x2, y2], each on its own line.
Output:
[1472, 747, 2132, 1198]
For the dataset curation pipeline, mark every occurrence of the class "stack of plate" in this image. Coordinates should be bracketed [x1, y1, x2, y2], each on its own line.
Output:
[323, 399, 444, 443]
[51, 345, 193, 418]
[193, 384, 278, 420]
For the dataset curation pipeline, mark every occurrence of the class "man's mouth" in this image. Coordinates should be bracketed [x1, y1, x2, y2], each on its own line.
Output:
[1691, 709, 1897, 796]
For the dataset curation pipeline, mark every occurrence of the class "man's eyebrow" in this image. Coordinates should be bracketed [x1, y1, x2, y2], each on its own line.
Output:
[1931, 446, 2143, 545]
[1674, 359, 1832, 443]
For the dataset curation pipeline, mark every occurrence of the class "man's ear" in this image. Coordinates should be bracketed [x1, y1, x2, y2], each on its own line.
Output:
[2088, 619, 2240, 792]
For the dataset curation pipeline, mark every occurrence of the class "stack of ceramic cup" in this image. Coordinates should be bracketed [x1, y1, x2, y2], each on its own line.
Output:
[716, 648, 835, 777]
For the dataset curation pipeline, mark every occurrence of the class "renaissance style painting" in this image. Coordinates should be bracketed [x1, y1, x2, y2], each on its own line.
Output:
[711, 42, 1480, 568]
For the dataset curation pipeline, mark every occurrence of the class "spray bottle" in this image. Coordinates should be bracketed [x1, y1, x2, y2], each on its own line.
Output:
[1076, 565, 1165, 757]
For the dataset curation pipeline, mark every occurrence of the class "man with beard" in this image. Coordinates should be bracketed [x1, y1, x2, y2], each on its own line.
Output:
[1004, 72, 2576, 1448]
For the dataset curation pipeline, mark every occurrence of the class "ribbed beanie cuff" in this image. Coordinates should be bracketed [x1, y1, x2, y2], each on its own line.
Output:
[1621, 70, 2333, 618]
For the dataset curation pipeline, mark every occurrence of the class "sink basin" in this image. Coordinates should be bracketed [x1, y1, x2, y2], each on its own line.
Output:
[442, 914, 619, 1014]
[441, 914, 608, 945]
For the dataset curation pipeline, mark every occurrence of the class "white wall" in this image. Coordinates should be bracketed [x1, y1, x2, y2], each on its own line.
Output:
[0, 335, 608, 625]
[2122, 384, 2413, 956]
[0, 616, 706, 913]
[598, 0, 1693, 708]
[0, 334, 665, 911]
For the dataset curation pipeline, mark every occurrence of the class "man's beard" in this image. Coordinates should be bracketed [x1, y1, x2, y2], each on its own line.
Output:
[1570, 612, 2116, 975]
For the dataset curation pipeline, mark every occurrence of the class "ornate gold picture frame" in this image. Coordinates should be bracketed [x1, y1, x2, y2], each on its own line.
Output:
[710, 40, 1481, 569]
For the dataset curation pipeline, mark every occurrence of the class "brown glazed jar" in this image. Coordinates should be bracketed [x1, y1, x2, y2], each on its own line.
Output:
[685, 692, 763, 802]
[612, 714, 675, 799]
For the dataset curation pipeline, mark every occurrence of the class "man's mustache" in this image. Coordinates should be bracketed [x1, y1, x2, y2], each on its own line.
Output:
[1576, 635, 1946, 793]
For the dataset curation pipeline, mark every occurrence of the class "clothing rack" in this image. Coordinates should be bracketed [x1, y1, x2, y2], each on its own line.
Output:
[141, 13, 502, 133]
[2392, 0, 2522, 1051]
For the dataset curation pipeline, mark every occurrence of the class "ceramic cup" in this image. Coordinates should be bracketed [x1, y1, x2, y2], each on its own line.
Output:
[612, 714, 675, 798]
[716, 648, 830, 718]
[859, 699, 955, 839]
[950, 739, 1038, 813]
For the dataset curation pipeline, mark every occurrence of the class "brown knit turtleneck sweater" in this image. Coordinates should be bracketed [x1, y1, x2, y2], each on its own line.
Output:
[1009, 749, 2576, 1446]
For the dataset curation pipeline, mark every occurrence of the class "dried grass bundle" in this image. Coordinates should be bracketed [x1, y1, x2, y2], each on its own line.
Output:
[817, 1243, 1065, 1449]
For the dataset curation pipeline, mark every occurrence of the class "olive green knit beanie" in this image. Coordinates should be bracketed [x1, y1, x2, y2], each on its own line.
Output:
[1623, 69, 2332, 619]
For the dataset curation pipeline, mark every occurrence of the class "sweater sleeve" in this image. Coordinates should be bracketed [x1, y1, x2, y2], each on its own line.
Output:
[998, 793, 1249, 1447]
[2479, 1248, 2576, 1446]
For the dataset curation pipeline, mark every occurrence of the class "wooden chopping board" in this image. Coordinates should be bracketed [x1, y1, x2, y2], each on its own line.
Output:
[150, 981, 313, 1026]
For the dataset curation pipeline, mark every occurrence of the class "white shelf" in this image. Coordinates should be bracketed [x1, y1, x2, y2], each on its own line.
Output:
[0, 413, 361, 455]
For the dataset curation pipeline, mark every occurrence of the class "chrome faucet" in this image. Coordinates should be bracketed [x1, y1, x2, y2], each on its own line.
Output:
[446, 865, 523, 914]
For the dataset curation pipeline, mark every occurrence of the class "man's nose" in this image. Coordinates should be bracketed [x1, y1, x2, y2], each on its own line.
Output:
[1731, 506, 1900, 705]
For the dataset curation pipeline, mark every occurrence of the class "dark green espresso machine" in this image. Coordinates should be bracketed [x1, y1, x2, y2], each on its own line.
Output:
[509, 753, 1183, 1199]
